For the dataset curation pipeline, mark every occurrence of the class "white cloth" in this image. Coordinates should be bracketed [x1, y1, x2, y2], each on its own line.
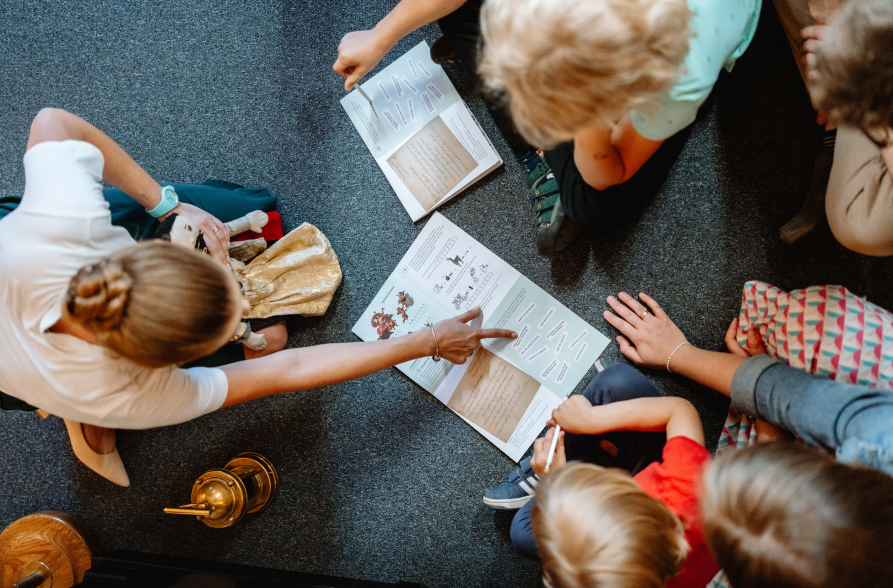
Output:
[0, 140, 228, 429]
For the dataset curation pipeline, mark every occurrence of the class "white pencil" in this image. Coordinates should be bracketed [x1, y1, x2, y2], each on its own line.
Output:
[543, 425, 561, 473]
[355, 86, 378, 117]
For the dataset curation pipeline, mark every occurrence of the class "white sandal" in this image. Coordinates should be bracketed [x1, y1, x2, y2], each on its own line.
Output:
[63, 420, 130, 487]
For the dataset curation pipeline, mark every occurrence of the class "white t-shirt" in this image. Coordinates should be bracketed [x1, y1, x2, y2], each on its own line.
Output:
[0, 140, 228, 429]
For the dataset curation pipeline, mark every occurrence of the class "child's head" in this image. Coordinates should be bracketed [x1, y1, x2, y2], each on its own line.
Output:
[532, 463, 689, 588]
[809, 0, 893, 134]
[700, 442, 893, 588]
[479, 0, 692, 147]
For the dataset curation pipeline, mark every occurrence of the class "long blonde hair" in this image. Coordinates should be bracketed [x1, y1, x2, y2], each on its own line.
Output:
[480, 0, 692, 147]
[65, 241, 239, 367]
[532, 463, 689, 588]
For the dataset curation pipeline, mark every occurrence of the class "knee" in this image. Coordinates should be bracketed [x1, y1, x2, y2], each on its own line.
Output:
[583, 364, 657, 404]
[510, 508, 539, 559]
[261, 322, 288, 354]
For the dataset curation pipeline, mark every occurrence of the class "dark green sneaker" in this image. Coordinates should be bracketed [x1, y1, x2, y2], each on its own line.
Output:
[523, 152, 578, 259]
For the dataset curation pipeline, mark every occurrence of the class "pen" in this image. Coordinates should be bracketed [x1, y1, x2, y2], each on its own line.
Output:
[355, 86, 378, 117]
[543, 425, 561, 474]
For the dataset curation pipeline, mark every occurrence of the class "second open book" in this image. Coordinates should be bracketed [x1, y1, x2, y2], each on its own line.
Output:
[353, 214, 609, 461]
[341, 41, 503, 222]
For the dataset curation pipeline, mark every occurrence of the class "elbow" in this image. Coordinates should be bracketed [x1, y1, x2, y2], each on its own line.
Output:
[28, 108, 73, 148]
[30, 108, 67, 132]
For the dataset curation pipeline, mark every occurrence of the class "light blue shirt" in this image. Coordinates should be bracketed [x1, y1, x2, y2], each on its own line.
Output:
[631, 0, 762, 141]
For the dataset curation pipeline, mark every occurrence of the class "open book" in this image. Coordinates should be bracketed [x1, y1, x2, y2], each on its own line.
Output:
[341, 41, 503, 222]
[352, 214, 609, 461]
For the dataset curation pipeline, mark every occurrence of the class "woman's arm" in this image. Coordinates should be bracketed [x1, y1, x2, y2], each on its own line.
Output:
[573, 116, 664, 191]
[26, 108, 231, 263]
[220, 307, 516, 407]
[333, 0, 468, 91]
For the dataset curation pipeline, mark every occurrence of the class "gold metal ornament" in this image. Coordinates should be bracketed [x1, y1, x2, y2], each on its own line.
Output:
[163, 452, 278, 529]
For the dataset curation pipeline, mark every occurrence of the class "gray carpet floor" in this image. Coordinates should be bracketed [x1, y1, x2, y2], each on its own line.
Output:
[3, 2, 893, 587]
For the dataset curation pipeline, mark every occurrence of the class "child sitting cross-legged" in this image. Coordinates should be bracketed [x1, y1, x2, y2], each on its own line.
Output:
[484, 364, 719, 588]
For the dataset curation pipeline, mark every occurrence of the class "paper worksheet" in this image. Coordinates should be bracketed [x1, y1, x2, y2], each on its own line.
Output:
[341, 41, 503, 222]
[352, 213, 610, 461]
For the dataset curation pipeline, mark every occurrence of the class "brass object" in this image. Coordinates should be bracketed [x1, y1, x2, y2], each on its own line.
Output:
[163, 452, 278, 529]
[0, 511, 97, 588]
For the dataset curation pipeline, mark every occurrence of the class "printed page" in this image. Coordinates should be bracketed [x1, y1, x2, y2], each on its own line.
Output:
[386, 116, 479, 213]
[340, 41, 460, 158]
[352, 274, 454, 393]
[391, 213, 520, 317]
[437, 348, 561, 462]
[378, 101, 503, 221]
[485, 276, 610, 398]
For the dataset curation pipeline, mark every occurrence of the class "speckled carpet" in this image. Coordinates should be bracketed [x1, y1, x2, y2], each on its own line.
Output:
[2, 2, 893, 587]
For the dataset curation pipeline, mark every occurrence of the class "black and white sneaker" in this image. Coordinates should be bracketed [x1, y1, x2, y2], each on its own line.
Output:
[483, 457, 539, 510]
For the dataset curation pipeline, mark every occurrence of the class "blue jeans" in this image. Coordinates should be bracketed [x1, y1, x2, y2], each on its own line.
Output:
[510, 364, 667, 558]
[732, 355, 893, 476]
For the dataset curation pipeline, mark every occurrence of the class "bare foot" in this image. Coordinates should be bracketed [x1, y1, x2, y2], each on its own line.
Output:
[82, 424, 116, 455]
[243, 321, 288, 360]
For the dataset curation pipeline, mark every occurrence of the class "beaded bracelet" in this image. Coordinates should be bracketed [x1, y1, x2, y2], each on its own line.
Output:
[666, 342, 690, 373]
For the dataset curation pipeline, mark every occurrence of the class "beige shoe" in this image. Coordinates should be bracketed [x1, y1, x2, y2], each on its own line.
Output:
[63, 420, 130, 487]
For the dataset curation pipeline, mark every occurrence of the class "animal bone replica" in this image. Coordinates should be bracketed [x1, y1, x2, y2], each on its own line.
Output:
[156, 211, 343, 352]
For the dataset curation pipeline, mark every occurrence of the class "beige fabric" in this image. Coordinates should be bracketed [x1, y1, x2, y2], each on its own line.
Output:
[231, 222, 343, 319]
[826, 127, 893, 256]
[770, 0, 846, 82]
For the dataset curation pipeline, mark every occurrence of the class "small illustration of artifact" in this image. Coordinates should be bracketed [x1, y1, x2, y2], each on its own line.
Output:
[452, 292, 468, 310]
[447, 255, 463, 266]
[371, 309, 397, 339]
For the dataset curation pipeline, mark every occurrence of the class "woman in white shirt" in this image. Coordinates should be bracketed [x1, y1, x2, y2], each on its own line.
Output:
[0, 108, 515, 486]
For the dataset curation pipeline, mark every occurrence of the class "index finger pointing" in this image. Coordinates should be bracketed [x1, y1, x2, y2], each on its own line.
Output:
[477, 328, 518, 339]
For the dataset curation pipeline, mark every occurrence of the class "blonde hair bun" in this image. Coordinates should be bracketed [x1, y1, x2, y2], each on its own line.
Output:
[67, 258, 134, 331]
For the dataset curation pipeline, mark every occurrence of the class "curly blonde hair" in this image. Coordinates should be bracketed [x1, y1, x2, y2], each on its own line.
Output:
[532, 463, 689, 588]
[66, 241, 240, 367]
[480, 0, 692, 147]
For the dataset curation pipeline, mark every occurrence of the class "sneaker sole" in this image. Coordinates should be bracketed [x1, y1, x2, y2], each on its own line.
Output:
[483, 495, 534, 510]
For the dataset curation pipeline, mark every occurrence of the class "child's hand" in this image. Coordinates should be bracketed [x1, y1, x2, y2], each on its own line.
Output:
[530, 427, 566, 477]
[548, 394, 598, 434]
[333, 29, 392, 91]
[724, 318, 767, 357]
[603, 292, 688, 369]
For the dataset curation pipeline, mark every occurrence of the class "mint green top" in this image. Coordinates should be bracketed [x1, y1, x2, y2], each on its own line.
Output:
[631, 0, 762, 141]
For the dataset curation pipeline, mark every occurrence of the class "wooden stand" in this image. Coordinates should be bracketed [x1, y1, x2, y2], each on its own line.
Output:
[0, 512, 98, 588]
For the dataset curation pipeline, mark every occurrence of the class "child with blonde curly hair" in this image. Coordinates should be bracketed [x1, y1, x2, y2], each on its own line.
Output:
[480, 0, 761, 257]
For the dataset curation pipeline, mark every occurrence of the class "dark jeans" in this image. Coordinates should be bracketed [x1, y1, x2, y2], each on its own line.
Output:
[544, 129, 690, 234]
[510, 364, 667, 558]
[437, 0, 533, 157]
[0, 179, 278, 412]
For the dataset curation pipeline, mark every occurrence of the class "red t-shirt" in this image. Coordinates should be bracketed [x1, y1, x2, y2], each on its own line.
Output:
[633, 436, 717, 588]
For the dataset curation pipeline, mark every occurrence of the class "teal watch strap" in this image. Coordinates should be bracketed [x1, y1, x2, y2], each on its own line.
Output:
[147, 185, 179, 218]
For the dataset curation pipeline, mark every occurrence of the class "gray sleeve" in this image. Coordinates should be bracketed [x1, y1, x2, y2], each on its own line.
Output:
[729, 355, 779, 417]
[730, 355, 893, 454]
